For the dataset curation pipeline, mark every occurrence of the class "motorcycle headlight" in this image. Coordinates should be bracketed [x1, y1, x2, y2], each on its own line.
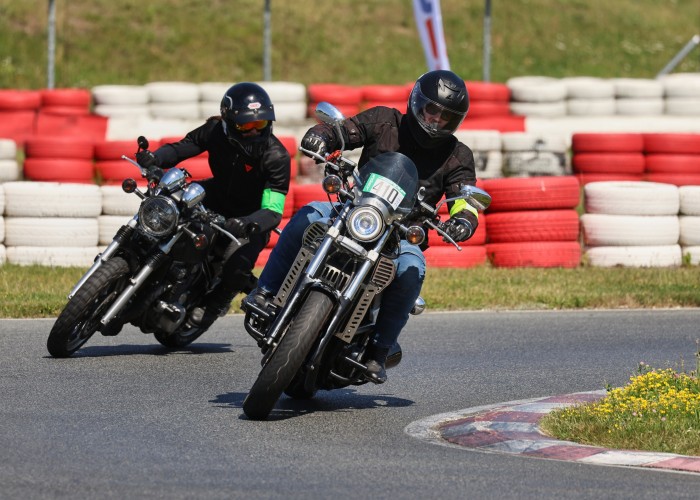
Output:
[138, 196, 179, 237]
[347, 206, 384, 242]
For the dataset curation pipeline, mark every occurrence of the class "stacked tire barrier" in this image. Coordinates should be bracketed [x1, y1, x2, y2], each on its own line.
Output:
[0, 139, 19, 182]
[23, 136, 95, 183]
[572, 133, 645, 185]
[3, 182, 101, 267]
[453, 130, 503, 179]
[500, 132, 570, 177]
[483, 176, 582, 268]
[679, 186, 700, 264]
[581, 181, 682, 267]
[643, 133, 700, 186]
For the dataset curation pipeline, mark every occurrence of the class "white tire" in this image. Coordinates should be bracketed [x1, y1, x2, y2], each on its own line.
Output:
[0, 185, 4, 215]
[613, 78, 664, 98]
[149, 102, 200, 119]
[679, 186, 700, 215]
[0, 160, 20, 182]
[506, 76, 568, 102]
[665, 98, 700, 116]
[272, 102, 308, 124]
[581, 214, 679, 246]
[92, 85, 149, 105]
[585, 245, 681, 267]
[200, 101, 222, 119]
[474, 151, 503, 179]
[679, 216, 700, 246]
[5, 217, 98, 247]
[453, 130, 501, 151]
[198, 82, 233, 102]
[0, 216, 4, 243]
[98, 215, 132, 245]
[145, 82, 200, 103]
[254, 81, 307, 102]
[100, 185, 141, 215]
[562, 77, 615, 99]
[660, 73, 700, 98]
[4, 182, 102, 217]
[615, 98, 665, 115]
[503, 151, 569, 177]
[500, 132, 568, 152]
[0, 139, 16, 159]
[681, 245, 700, 265]
[6, 246, 99, 268]
[584, 181, 679, 215]
[0, 244, 5, 264]
[510, 101, 567, 117]
[567, 98, 616, 116]
[94, 104, 151, 118]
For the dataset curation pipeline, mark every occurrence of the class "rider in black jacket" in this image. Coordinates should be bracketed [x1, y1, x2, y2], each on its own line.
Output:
[137, 82, 291, 331]
[247, 70, 479, 383]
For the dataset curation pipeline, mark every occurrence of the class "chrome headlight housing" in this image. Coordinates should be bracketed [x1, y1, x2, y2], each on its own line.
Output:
[346, 206, 384, 242]
[138, 196, 179, 237]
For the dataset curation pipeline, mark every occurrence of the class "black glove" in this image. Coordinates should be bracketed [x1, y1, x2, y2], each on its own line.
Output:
[301, 133, 328, 160]
[443, 217, 474, 243]
[224, 217, 248, 238]
[136, 150, 159, 169]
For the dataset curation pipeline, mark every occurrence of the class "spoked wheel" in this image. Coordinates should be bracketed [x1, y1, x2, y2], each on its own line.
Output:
[243, 291, 333, 420]
[47, 257, 130, 358]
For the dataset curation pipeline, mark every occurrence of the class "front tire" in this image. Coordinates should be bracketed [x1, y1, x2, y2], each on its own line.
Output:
[243, 291, 333, 420]
[154, 324, 206, 349]
[47, 257, 130, 358]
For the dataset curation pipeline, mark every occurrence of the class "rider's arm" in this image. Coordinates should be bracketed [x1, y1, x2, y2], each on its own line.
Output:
[444, 145, 479, 229]
[152, 121, 211, 168]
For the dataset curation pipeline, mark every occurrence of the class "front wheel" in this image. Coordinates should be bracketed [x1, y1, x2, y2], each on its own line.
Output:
[243, 291, 333, 420]
[47, 257, 130, 358]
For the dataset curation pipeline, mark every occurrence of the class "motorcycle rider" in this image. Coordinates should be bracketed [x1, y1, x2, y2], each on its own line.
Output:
[245, 70, 479, 383]
[136, 82, 291, 331]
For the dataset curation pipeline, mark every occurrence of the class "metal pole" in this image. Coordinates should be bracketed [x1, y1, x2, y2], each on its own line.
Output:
[483, 0, 491, 82]
[47, 0, 56, 89]
[263, 0, 272, 81]
[656, 34, 700, 78]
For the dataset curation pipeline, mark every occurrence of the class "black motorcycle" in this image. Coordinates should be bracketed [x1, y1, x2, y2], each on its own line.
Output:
[47, 137, 256, 357]
[241, 103, 492, 419]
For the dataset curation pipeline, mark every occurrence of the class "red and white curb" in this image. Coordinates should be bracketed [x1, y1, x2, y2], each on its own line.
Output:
[404, 391, 700, 474]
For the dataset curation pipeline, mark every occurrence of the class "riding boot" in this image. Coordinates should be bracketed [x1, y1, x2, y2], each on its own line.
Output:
[189, 284, 239, 330]
[365, 344, 389, 384]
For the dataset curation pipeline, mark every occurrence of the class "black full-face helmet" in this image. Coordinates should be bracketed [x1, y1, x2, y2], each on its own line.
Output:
[406, 70, 469, 148]
[220, 82, 275, 157]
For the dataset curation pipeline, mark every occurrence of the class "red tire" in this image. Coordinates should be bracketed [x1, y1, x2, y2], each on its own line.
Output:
[23, 158, 95, 183]
[266, 218, 290, 248]
[35, 112, 108, 141]
[464, 81, 511, 102]
[572, 153, 645, 174]
[277, 136, 297, 157]
[467, 102, 511, 117]
[94, 140, 141, 161]
[292, 183, 331, 211]
[645, 154, 700, 173]
[572, 133, 644, 153]
[179, 157, 211, 180]
[644, 173, 700, 186]
[0, 90, 41, 110]
[459, 115, 525, 132]
[643, 133, 700, 154]
[361, 101, 405, 112]
[307, 102, 361, 119]
[307, 84, 363, 105]
[25, 137, 95, 160]
[424, 245, 487, 268]
[427, 218, 487, 247]
[360, 85, 410, 102]
[0, 111, 37, 145]
[575, 173, 644, 185]
[96, 160, 138, 183]
[40, 88, 92, 108]
[485, 209, 580, 243]
[482, 176, 581, 212]
[486, 241, 581, 268]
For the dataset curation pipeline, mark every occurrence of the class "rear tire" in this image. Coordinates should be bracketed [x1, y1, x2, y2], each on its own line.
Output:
[243, 291, 333, 420]
[47, 257, 130, 357]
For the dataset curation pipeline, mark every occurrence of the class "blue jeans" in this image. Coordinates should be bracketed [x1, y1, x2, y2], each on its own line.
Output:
[258, 201, 426, 350]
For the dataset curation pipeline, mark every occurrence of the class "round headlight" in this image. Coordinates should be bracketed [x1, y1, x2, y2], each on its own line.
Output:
[347, 206, 384, 242]
[138, 196, 179, 237]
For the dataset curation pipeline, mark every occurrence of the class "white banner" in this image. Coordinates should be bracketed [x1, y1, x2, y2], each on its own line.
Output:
[412, 0, 450, 71]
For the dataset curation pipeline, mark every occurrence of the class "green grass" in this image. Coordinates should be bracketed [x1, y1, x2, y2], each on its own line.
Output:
[3, 263, 700, 318]
[1, 0, 698, 89]
[540, 361, 700, 456]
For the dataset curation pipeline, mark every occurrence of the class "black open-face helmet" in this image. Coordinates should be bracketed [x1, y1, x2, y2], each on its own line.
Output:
[406, 70, 469, 148]
[220, 82, 275, 157]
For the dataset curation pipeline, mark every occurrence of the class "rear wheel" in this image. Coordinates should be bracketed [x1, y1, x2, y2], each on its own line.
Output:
[47, 257, 130, 357]
[243, 291, 333, 420]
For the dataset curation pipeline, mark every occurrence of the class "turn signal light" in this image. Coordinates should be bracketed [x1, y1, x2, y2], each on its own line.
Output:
[322, 175, 342, 194]
[406, 225, 425, 245]
[193, 234, 208, 250]
[122, 178, 138, 193]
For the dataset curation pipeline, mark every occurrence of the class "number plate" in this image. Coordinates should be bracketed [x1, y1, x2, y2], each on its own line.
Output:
[363, 173, 406, 210]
